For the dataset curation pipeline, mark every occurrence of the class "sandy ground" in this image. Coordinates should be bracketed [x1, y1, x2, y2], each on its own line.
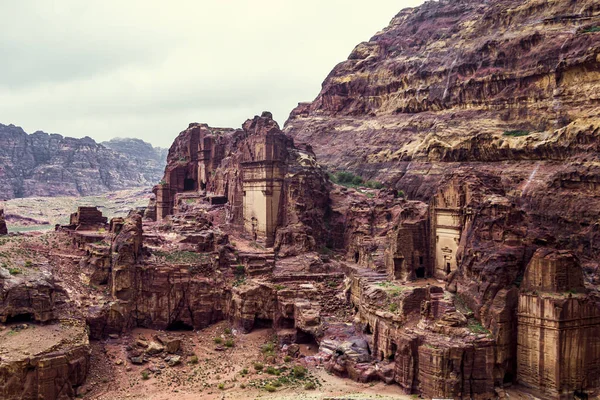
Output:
[83, 321, 412, 400]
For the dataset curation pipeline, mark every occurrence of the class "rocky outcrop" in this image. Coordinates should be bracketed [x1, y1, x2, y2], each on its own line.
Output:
[0, 320, 90, 400]
[0, 123, 166, 199]
[150, 112, 330, 253]
[285, 0, 600, 200]
[0, 268, 67, 323]
[517, 249, 600, 398]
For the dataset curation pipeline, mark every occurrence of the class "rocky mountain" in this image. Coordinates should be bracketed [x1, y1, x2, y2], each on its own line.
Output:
[286, 0, 600, 199]
[0, 124, 167, 199]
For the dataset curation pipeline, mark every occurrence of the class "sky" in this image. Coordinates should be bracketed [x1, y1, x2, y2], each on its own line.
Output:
[0, 0, 424, 148]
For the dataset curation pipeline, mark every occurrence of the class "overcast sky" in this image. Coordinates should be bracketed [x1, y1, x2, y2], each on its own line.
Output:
[0, 1, 424, 148]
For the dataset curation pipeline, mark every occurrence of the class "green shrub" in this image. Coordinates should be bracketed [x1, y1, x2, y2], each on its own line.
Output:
[234, 265, 245, 276]
[141, 370, 150, 380]
[214, 337, 223, 345]
[389, 303, 398, 313]
[284, 355, 292, 362]
[304, 382, 316, 390]
[24, 260, 33, 268]
[266, 366, 279, 375]
[503, 130, 530, 137]
[261, 342, 275, 354]
[239, 383, 246, 389]
[292, 365, 307, 378]
[264, 384, 276, 392]
[583, 26, 600, 33]
[189, 355, 199, 364]
[240, 368, 248, 375]
[218, 382, 225, 390]
[272, 380, 282, 387]
[254, 362, 264, 371]
[225, 339, 234, 348]
[8, 268, 21, 276]
[224, 327, 232, 334]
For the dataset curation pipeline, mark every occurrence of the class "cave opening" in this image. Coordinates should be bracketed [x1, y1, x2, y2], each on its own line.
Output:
[184, 178, 196, 191]
[574, 390, 588, 400]
[200, 180, 207, 190]
[503, 372, 514, 384]
[166, 320, 194, 331]
[415, 266, 425, 279]
[388, 342, 398, 361]
[279, 317, 295, 330]
[254, 317, 273, 329]
[6, 313, 34, 324]
[364, 323, 373, 335]
[354, 252, 360, 263]
[295, 329, 319, 355]
[295, 329, 317, 345]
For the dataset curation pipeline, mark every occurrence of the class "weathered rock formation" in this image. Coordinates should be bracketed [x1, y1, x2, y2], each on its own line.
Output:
[0, 123, 166, 199]
[150, 112, 329, 251]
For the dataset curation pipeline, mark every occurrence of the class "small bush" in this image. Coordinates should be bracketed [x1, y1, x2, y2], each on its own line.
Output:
[224, 327, 232, 334]
[389, 303, 398, 313]
[264, 384, 276, 392]
[214, 337, 223, 345]
[189, 355, 199, 364]
[225, 339, 234, 348]
[274, 284, 286, 291]
[8, 268, 21, 276]
[141, 371, 150, 380]
[239, 383, 246, 389]
[503, 130, 530, 137]
[261, 342, 275, 354]
[272, 380, 282, 387]
[304, 382, 316, 390]
[292, 365, 307, 378]
[266, 366, 279, 375]
[24, 260, 33, 268]
[583, 26, 600, 33]
[234, 265, 245, 276]
[254, 362, 264, 371]
[218, 382, 225, 390]
[240, 368, 249, 375]
[284, 355, 292, 362]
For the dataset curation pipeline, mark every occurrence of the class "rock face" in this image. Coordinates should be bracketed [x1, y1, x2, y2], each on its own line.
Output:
[0, 124, 167, 199]
[285, 0, 600, 199]
[280, 1, 600, 398]
[517, 249, 600, 398]
[150, 112, 329, 252]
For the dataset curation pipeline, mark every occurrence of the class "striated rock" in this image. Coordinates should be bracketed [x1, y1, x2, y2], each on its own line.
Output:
[517, 249, 600, 398]
[0, 320, 90, 400]
[0, 123, 166, 200]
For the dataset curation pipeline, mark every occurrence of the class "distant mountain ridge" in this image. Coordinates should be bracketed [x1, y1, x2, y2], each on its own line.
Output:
[0, 123, 167, 199]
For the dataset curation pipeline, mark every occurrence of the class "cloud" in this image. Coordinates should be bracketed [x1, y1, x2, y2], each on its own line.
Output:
[0, 0, 424, 147]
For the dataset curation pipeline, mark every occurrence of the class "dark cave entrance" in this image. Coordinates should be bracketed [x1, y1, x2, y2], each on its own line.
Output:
[200, 180, 207, 190]
[279, 317, 295, 330]
[415, 266, 425, 279]
[6, 313, 34, 324]
[254, 317, 273, 329]
[503, 372, 514, 384]
[166, 320, 194, 331]
[295, 329, 317, 345]
[364, 323, 373, 335]
[184, 178, 196, 192]
[354, 252, 360, 263]
[388, 342, 398, 361]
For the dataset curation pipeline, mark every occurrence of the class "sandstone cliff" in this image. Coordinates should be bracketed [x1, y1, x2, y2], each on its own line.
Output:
[0, 123, 166, 199]
[285, 0, 600, 199]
